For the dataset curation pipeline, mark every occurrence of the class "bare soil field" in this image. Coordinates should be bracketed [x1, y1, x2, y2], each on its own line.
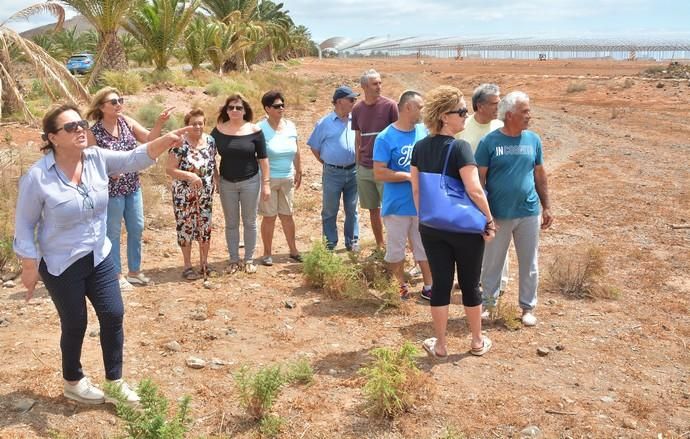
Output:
[0, 57, 688, 438]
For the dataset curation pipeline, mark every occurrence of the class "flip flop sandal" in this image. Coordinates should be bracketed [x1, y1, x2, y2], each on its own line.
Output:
[422, 337, 448, 359]
[470, 336, 493, 356]
[202, 265, 219, 278]
[289, 253, 303, 262]
[182, 267, 200, 280]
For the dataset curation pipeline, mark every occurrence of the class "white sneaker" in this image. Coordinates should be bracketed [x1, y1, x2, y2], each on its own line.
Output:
[119, 277, 134, 291]
[64, 377, 105, 404]
[105, 379, 140, 405]
[126, 272, 150, 286]
[522, 310, 537, 326]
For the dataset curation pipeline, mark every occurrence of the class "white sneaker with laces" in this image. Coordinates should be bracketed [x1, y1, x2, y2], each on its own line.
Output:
[126, 272, 150, 286]
[119, 277, 134, 291]
[522, 310, 537, 326]
[64, 377, 105, 404]
[105, 379, 140, 405]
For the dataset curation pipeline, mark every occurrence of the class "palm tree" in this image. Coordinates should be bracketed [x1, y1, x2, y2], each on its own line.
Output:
[202, 0, 270, 71]
[123, 0, 200, 72]
[52, 26, 94, 61]
[183, 15, 216, 72]
[0, 2, 90, 123]
[117, 33, 139, 64]
[58, 0, 143, 82]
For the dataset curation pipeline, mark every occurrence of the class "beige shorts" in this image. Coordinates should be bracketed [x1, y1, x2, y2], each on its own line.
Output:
[356, 165, 383, 209]
[258, 177, 294, 216]
[383, 215, 427, 263]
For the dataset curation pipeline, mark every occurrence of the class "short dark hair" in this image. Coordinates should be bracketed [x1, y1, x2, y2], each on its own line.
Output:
[41, 104, 82, 153]
[217, 93, 253, 123]
[261, 90, 285, 109]
[184, 108, 205, 126]
[398, 90, 422, 110]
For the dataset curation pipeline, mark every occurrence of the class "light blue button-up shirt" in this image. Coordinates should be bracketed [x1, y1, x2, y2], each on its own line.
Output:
[307, 111, 356, 166]
[14, 144, 155, 276]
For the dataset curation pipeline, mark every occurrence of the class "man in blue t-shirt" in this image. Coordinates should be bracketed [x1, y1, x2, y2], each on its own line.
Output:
[373, 91, 433, 300]
[475, 91, 553, 327]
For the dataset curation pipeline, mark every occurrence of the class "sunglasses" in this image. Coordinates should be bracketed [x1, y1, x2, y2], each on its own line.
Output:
[56, 119, 89, 134]
[107, 97, 124, 106]
[446, 108, 469, 117]
[270, 103, 285, 109]
[76, 182, 94, 210]
[227, 105, 244, 111]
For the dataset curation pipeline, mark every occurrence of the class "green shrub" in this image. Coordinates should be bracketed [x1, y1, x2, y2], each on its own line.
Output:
[104, 378, 192, 439]
[204, 78, 254, 97]
[135, 103, 181, 132]
[234, 365, 286, 420]
[359, 342, 427, 418]
[302, 239, 358, 296]
[438, 426, 467, 439]
[100, 70, 143, 95]
[285, 358, 314, 385]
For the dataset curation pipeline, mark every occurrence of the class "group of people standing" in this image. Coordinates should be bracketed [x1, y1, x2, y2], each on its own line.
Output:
[13, 87, 303, 405]
[12, 68, 552, 405]
[308, 70, 552, 359]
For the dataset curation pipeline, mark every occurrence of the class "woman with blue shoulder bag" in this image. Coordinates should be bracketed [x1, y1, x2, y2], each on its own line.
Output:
[410, 86, 496, 359]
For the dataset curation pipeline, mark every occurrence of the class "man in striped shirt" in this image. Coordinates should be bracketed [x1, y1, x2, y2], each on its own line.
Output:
[351, 69, 399, 249]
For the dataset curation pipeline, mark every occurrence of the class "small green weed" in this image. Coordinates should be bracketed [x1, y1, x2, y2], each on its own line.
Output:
[258, 414, 284, 438]
[496, 301, 522, 331]
[285, 358, 314, 385]
[234, 365, 286, 420]
[104, 378, 192, 439]
[359, 341, 429, 418]
[100, 70, 143, 95]
[438, 426, 467, 439]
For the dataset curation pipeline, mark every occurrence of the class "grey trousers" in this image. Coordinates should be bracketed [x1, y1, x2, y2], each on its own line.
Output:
[481, 215, 540, 310]
[219, 174, 260, 263]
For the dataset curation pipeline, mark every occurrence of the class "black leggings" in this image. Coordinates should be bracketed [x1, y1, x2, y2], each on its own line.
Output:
[420, 227, 484, 307]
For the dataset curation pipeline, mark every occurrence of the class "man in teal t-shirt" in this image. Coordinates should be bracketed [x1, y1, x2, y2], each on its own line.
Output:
[475, 91, 553, 327]
[373, 90, 433, 301]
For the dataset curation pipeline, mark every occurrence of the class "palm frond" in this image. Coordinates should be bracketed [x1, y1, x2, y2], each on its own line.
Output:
[1, 2, 65, 30]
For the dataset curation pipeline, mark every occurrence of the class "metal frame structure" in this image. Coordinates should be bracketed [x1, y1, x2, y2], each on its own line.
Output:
[320, 35, 690, 60]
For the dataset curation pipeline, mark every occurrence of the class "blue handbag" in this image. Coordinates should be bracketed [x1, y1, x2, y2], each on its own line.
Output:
[418, 140, 487, 234]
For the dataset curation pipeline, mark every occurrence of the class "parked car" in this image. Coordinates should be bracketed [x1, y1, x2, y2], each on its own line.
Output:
[66, 53, 94, 74]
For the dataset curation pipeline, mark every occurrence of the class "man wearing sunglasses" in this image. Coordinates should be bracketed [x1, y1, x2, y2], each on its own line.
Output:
[475, 91, 553, 327]
[308, 85, 360, 252]
[351, 69, 399, 250]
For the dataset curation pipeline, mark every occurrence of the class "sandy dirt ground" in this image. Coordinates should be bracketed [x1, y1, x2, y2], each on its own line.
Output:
[0, 57, 688, 438]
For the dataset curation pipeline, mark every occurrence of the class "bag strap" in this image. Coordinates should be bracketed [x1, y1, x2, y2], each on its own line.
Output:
[439, 139, 454, 189]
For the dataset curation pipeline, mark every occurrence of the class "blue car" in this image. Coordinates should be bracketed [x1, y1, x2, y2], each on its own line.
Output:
[66, 53, 94, 74]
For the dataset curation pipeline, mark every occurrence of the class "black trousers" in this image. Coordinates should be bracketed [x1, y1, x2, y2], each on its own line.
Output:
[39, 252, 124, 381]
[419, 227, 484, 307]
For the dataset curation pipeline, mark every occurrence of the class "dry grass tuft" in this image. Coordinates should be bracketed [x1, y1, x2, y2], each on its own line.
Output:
[546, 246, 620, 300]
[566, 82, 587, 93]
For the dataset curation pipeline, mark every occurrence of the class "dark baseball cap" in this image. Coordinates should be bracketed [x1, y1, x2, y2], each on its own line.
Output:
[333, 85, 359, 101]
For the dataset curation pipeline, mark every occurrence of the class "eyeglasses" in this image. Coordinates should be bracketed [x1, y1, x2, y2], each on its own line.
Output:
[446, 108, 469, 117]
[75, 182, 94, 210]
[107, 97, 124, 106]
[270, 103, 285, 109]
[227, 105, 244, 111]
[56, 119, 89, 134]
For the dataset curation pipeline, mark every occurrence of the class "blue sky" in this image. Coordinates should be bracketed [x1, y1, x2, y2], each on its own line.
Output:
[2, 0, 689, 42]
